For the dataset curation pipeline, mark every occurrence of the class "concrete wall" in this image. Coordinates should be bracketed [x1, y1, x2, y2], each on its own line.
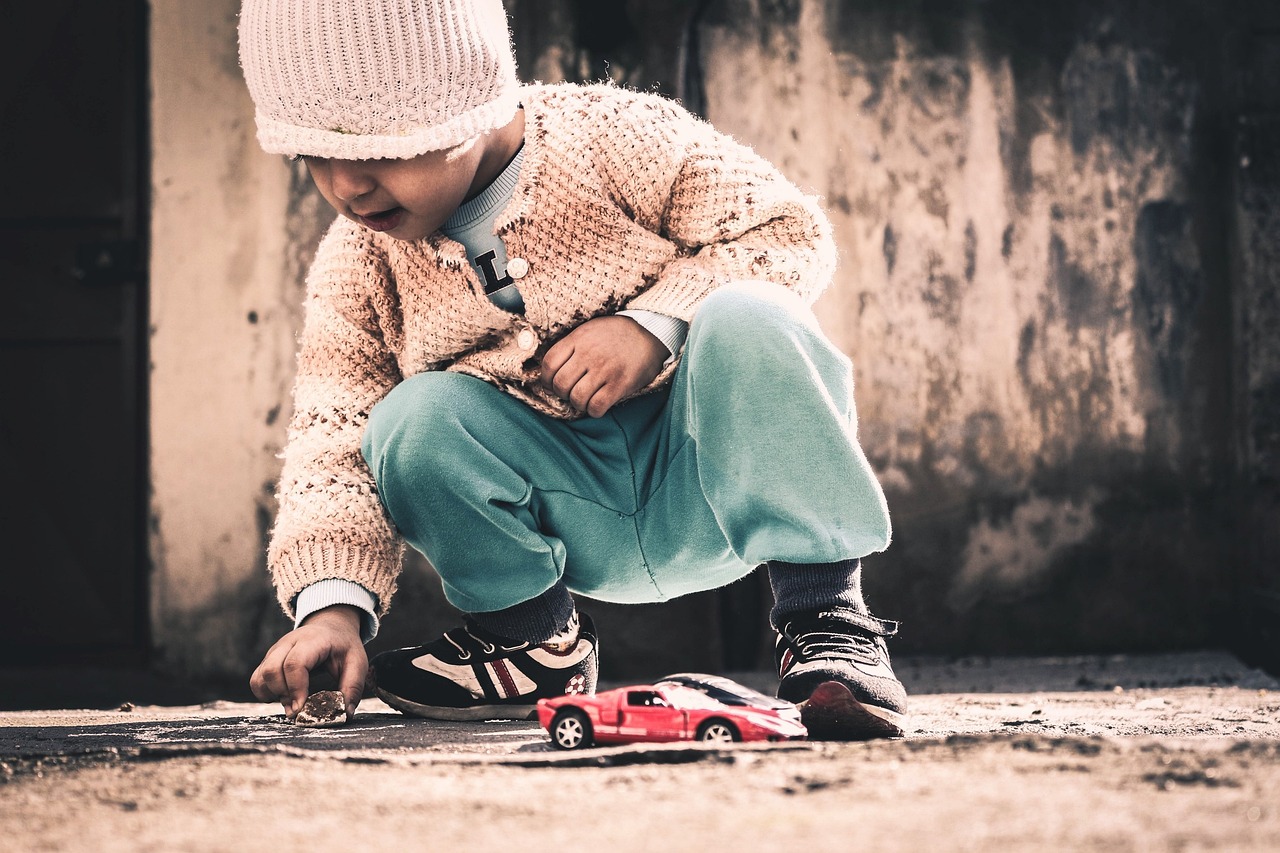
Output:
[696, 0, 1236, 655]
[1232, 15, 1280, 670]
[147, 0, 1277, 679]
[149, 0, 305, 676]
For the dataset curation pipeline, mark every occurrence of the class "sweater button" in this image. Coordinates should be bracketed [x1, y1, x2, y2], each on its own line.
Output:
[507, 257, 530, 279]
[517, 329, 536, 351]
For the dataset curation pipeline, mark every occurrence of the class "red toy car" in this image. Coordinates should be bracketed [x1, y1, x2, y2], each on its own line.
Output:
[656, 672, 802, 723]
[537, 682, 808, 749]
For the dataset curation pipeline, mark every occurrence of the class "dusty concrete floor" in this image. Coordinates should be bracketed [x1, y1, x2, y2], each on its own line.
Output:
[3, 651, 1278, 852]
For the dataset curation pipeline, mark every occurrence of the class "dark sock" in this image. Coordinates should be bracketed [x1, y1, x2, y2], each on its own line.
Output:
[468, 579, 576, 644]
[767, 559, 869, 629]
[541, 611, 580, 651]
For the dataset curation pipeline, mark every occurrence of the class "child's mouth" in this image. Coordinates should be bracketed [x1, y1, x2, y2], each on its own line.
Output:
[355, 207, 405, 232]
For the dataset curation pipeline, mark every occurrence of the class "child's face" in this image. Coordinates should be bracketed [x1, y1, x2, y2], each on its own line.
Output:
[302, 142, 485, 241]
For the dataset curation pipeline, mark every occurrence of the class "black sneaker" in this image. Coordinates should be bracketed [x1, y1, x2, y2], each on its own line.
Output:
[775, 608, 907, 740]
[372, 613, 598, 721]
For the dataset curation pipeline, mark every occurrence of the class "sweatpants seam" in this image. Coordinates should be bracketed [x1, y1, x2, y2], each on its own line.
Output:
[636, 435, 692, 506]
[608, 408, 664, 598]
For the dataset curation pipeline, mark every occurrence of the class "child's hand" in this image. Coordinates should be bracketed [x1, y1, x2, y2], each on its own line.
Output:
[250, 605, 367, 720]
[541, 316, 668, 417]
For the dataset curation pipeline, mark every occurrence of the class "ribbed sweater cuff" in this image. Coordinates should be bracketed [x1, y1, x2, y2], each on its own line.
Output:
[618, 309, 689, 363]
[294, 579, 380, 643]
[272, 540, 397, 621]
[625, 263, 723, 321]
[468, 580, 575, 643]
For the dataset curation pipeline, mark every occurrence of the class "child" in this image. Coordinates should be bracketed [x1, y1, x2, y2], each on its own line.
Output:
[241, 0, 906, 739]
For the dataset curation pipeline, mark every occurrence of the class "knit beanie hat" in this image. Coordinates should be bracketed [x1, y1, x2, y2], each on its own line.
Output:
[239, 0, 520, 160]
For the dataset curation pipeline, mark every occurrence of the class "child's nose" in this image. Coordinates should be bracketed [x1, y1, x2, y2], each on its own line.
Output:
[329, 161, 376, 202]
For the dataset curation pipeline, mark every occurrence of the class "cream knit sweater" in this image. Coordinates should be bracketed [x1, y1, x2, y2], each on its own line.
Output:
[268, 83, 838, 619]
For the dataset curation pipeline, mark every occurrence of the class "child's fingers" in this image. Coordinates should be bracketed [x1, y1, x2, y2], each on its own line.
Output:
[586, 355, 653, 417]
[559, 366, 592, 403]
[249, 638, 295, 703]
[336, 647, 369, 719]
[540, 338, 574, 387]
[584, 383, 621, 418]
[281, 647, 318, 716]
[249, 661, 278, 703]
[568, 371, 606, 412]
[547, 353, 589, 400]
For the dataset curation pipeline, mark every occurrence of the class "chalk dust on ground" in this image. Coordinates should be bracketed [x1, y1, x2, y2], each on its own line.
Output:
[2, 652, 1277, 851]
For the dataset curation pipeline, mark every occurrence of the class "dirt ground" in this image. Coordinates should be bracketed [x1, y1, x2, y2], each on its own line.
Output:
[3, 651, 1278, 852]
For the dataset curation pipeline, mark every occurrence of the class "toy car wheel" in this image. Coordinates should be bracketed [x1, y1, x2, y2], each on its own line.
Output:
[696, 718, 740, 743]
[550, 709, 593, 750]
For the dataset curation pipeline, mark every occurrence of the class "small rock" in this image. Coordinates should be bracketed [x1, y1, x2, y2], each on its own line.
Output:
[116, 702, 135, 712]
[295, 690, 348, 727]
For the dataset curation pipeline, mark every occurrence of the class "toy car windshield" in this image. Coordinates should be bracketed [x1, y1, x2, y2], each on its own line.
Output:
[657, 673, 795, 712]
[644, 685, 722, 710]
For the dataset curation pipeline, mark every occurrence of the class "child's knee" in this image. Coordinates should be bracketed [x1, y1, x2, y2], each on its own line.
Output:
[693, 281, 814, 339]
[362, 372, 488, 475]
[688, 280, 824, 366]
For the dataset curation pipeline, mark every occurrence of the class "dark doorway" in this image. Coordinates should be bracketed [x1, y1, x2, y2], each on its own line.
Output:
[0, 0, 149, 663]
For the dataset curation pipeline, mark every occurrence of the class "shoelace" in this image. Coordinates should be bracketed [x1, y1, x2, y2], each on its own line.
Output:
[443, 623, 529, 660]
[785, 623, 882, 665]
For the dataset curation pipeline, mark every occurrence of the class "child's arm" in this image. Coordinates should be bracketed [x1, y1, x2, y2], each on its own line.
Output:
[269, 222, 405, 610]
[598, 90, 838, 320]
[256, 222, 405, 712]
[250, 605, 366, 719]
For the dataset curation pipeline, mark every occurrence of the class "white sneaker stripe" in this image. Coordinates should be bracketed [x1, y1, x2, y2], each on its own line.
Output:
[410, 641, 593, 702]
[484, 660, 540, 698]
[410, 653, 485, 699]
[486, 661, 516, 698]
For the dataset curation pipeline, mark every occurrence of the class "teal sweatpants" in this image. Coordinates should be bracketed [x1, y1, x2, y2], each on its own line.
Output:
[361, 281, 891, 615]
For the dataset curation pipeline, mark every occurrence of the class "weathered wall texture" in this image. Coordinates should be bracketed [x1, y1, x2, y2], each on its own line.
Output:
[693, 0, 1241, 654]
[1232, 20, 1280, 669]
[149, 0, 303, 677]
[147, 0, 1277, 678]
